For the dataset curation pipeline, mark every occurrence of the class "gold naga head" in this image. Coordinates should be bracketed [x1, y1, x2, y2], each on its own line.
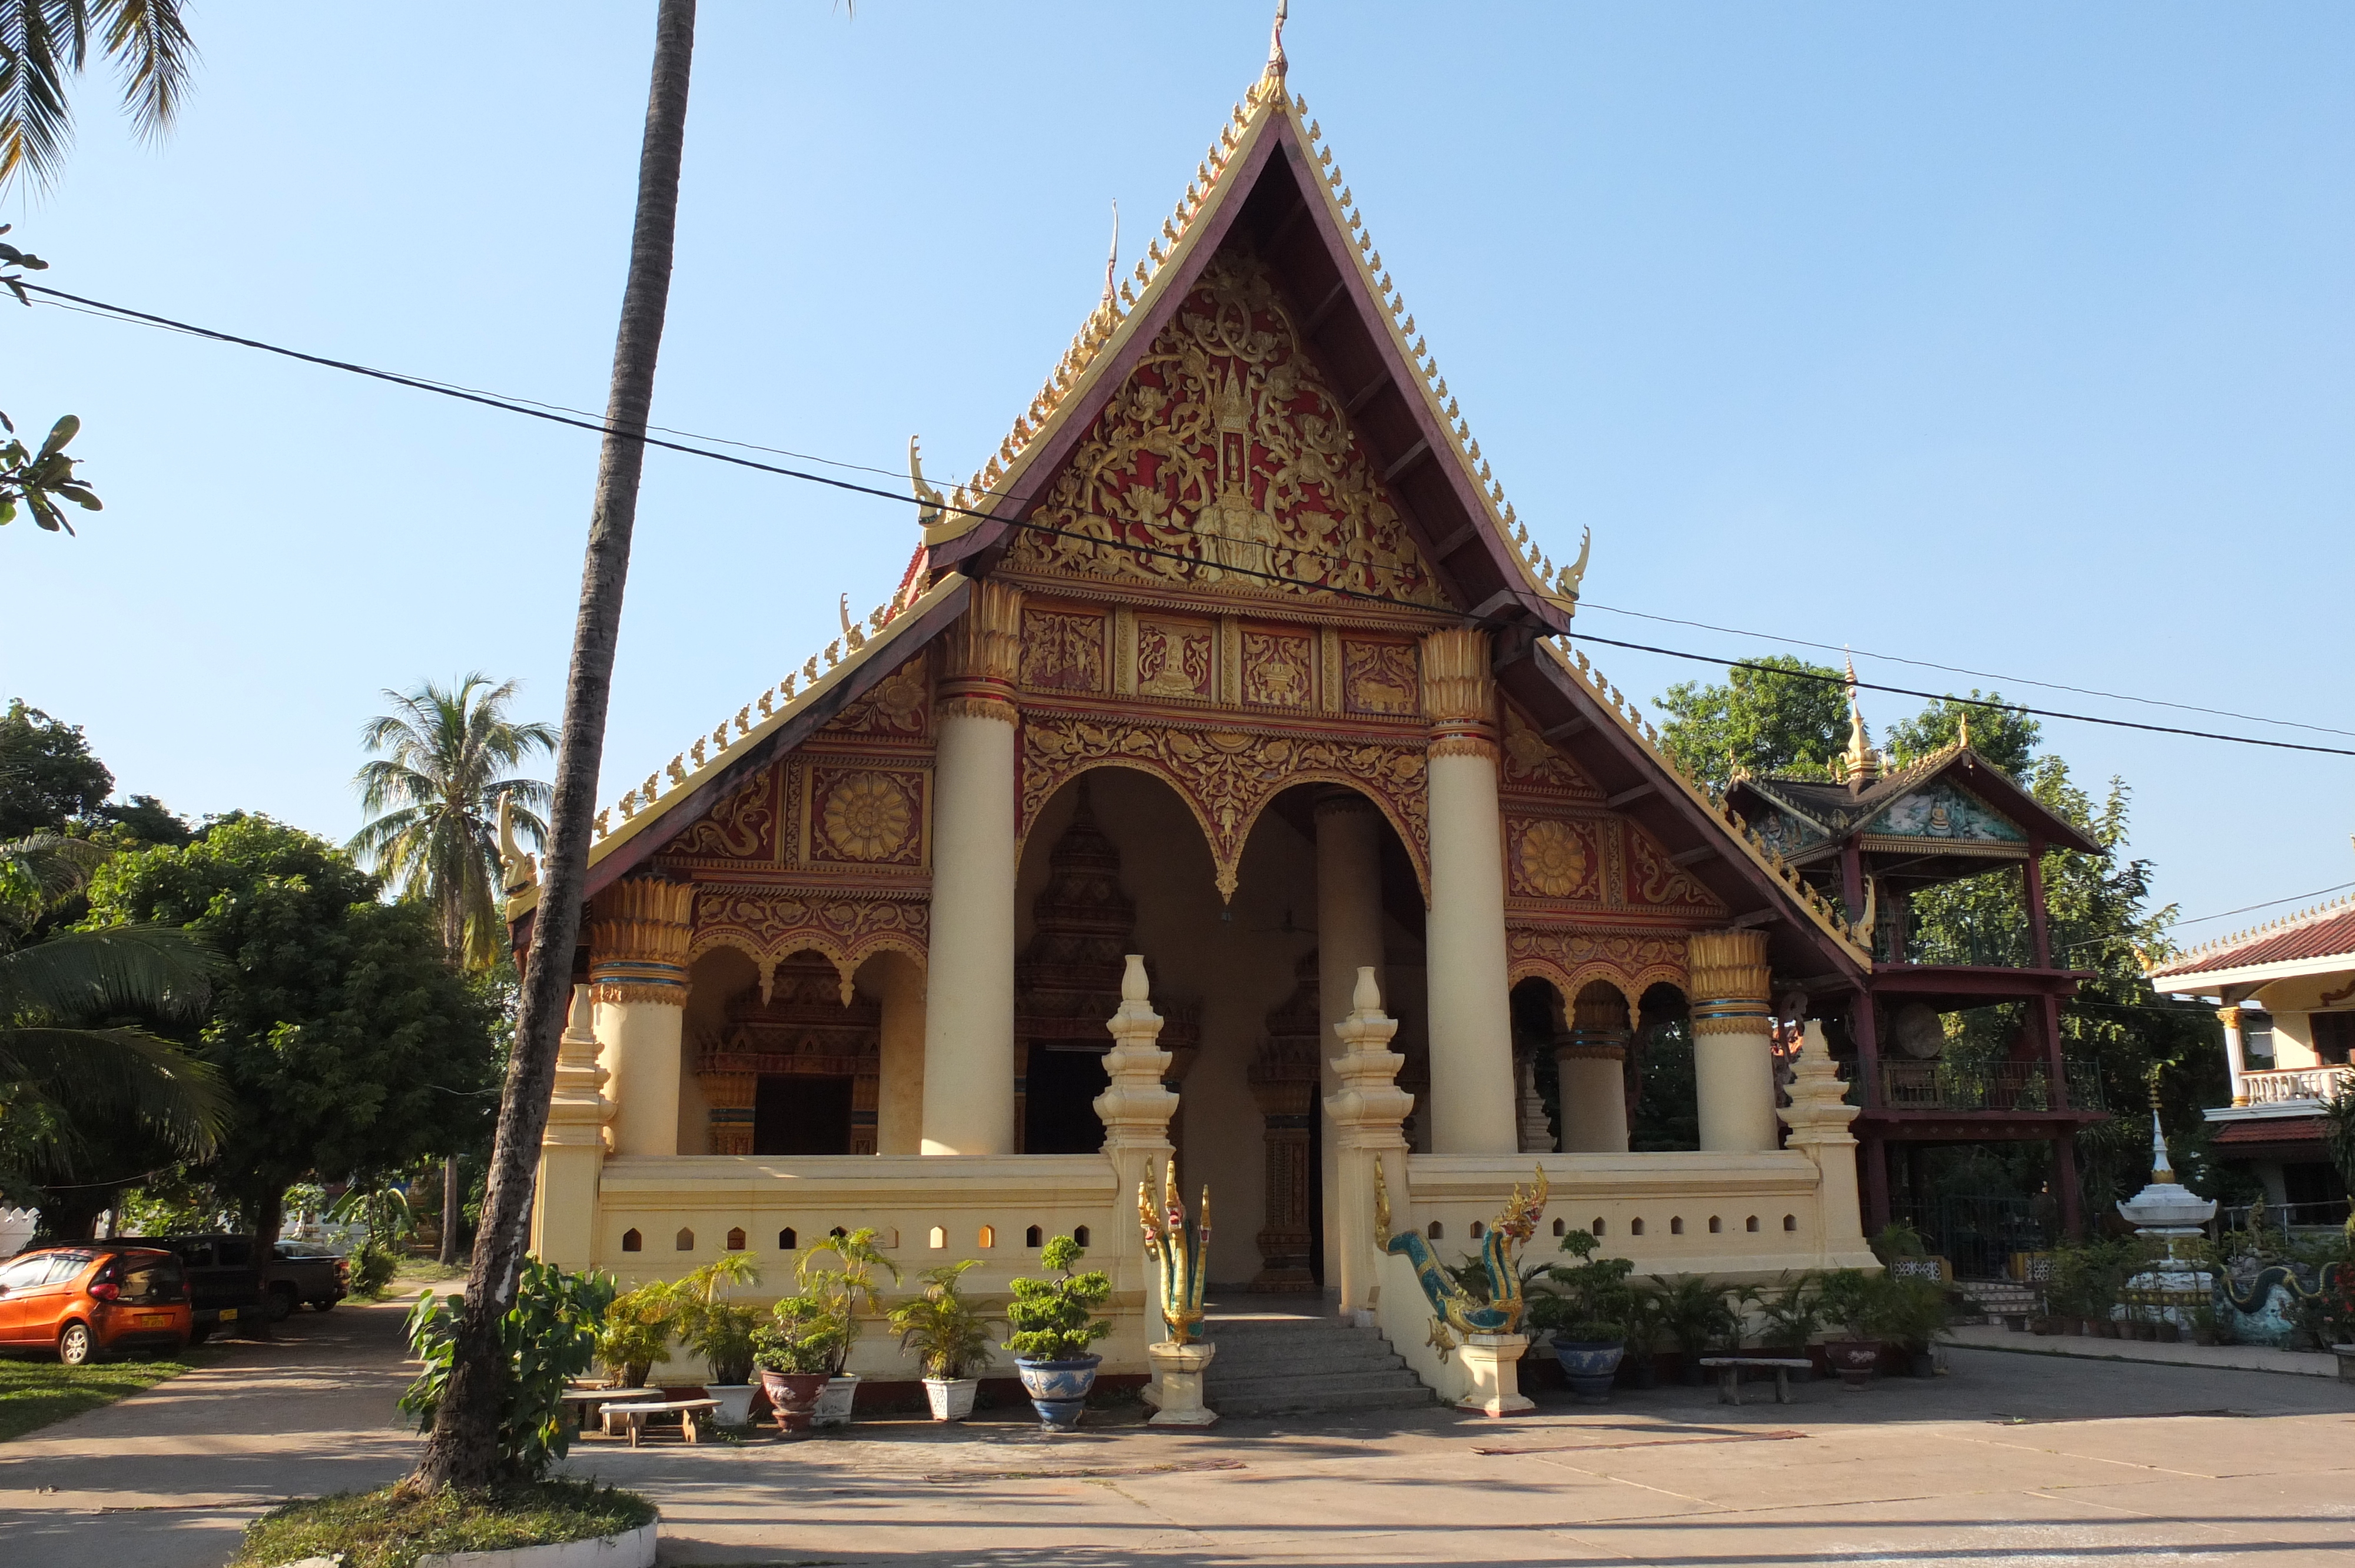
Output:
[1493, 1165, 1551, 1247]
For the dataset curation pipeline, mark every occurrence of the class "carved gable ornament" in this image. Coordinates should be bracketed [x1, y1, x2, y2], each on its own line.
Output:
[1864, 780, 2025, 844]
[1007, 246, 1443, 608]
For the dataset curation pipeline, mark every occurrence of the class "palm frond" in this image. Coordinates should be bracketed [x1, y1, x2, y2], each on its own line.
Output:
[97, 0, 191, 143]
[0, 0, 84, 192]
[0, 1022, 225, 1154]
[0, 922, 216, 1022]
[0, 831, 112, 925]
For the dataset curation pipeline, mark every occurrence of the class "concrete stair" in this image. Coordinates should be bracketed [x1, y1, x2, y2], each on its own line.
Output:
[1199, 1302, 1439, 1419]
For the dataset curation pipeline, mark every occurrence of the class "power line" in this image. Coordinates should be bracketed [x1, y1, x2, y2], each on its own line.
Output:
[24, 281, 2355, 762]
[2171, 879, 2355, 929]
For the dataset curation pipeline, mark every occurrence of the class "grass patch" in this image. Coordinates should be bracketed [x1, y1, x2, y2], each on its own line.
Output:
[0, 1353, 198, 1442]
[235, 1479, 656, 1568]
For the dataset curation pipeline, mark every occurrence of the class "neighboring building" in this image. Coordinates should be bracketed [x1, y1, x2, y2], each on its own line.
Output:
[2148, 895, 2355, 1222]
[1726, 686, 2109, 1268]
[506, 35, 1879, 1400]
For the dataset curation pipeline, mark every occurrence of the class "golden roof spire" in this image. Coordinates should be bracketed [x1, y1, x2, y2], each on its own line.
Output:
[1842, 653, 1882, 786]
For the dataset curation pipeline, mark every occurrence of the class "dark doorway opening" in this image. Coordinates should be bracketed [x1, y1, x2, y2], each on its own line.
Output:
[754, 1075, 852, 1156]
[1026, 1046, 1109, 1154]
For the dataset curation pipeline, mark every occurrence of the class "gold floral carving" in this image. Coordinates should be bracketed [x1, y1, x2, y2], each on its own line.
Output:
[826, 651, 930, 738]
[811, 768, 922, 865]
[1687, 928, 1772, 1036]
[689, 886, 930, 1005]
[1004, 248, 1442, 607]
[1242, 629, 1314, 709]
[1514, 820, 1592, 899]
[940, 579, 1024, 722]
[1501, 703, 1594, 794]
[1021, 713, 1429, 901]
[1507, 926, 1689, 1020]
[1137, 616, 1214, 698]
[1627, 825, 1726, 914]
[1419, 627, 1496, 759]
[1021, 608, 1107, 694]
[669, 765, 777, 860]
[588, 876, 694, 1006]
[1342, 639, 1418, 717]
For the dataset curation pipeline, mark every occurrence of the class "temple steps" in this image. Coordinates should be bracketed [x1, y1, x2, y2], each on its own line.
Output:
[1200, 1303, 1438, 1418]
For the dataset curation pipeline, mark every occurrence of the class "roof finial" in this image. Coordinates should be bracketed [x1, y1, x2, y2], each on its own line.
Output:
[1100, 199, 1120, 315]
[908, 436, 944, 531]
[1956, 707, 1972, 750]
[1266, 0, 1289, 79]
[1842, 652, 1882, 788]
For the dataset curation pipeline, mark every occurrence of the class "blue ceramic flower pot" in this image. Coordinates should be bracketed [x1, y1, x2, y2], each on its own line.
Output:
[1016, 1354, 1102, 1430]
[1553, 1339, 1626, 1403]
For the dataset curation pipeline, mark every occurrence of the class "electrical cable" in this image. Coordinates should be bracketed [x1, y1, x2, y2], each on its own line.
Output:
[22, 281, 2355, 760]
[2168, 880, 2355, 929]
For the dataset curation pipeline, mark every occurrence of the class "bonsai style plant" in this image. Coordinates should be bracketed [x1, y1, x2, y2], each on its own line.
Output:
[752, 1289, 848, 1434]
[672, 1254, 762, 1426]
[1531, 1230, 1634, 1401]
[595, 1283, 681, 1389]
[795, 1227, 903, 1426]
[1004, 1234, 1113, 1430]
[887, 1259, 997, 1421]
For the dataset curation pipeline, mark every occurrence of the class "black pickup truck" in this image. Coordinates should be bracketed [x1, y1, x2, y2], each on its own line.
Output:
[113, 1234, 265, 1342]
[266, 1240, 349, 1319]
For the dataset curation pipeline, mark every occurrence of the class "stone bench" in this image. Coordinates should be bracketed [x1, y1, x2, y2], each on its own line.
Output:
[602, 1397, 722, 1447]
[1699, 1357, 1811, 1406]
[556, 1387, 644, 1437]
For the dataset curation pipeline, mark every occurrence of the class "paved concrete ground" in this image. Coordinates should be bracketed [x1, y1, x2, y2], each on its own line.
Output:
[5, 1299, 2355, 1567]
[1946, 1323, 2345, 1378]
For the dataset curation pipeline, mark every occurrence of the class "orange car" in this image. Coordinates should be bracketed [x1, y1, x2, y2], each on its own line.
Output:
[0, 1244, 194, 1364]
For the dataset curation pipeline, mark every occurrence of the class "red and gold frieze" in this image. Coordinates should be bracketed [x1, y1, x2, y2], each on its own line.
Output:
[688, 885, 929, 1006]
[1507, 925, 1691, 1018]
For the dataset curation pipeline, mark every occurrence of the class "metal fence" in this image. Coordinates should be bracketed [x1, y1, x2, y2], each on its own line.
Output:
[1907, 1194, 2051, 1280]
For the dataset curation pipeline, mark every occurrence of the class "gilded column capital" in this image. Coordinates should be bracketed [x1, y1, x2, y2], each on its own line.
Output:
[1419, 627, 1496, 760]
[587, 876, 694, 1006]
[1687, 927, 1772, 1037]
[938, 576, 1024, 724]
[1563, 985, 1630, 1059]
[1312, 786, 1378, 823]
[2215, 1005, 2243, 1029]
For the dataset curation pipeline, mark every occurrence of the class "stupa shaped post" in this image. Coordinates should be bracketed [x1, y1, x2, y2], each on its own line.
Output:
[1775, 1021, 1870, 1265]
[2114, 1084, 2218, 1330]
[1095, 955, 1180, 1307]
[1322, 966, 1414, 1316]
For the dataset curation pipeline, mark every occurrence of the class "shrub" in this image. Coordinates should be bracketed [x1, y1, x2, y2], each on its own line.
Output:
[1527, 1229, 1634, 1340]
[794, 1227, 901, 1378]
[672, 1254, 762, 1386]
[595, 1284, 679, 1388]
[1004, 1234, 1112, 1363]
[1744, 1272, 1825, 1348]
[1649, 1273, 1739, 1355]
[888, 1259, 997, 1380]
[752, 1289, 847, 1376]
[398, 1260, 613, 1481]
[347, 1241, 399, 1298]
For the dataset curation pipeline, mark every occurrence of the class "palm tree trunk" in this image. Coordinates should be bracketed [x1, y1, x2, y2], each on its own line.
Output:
[409, 0, 696, 1492]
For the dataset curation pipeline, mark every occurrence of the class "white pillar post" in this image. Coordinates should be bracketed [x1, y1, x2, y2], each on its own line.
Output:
[587, 877, 693, 1158]
[1558, 987, 1631, 1153]
[1419, 627, 1518, 1155]
[1689, 928, 1780, 1152]
[920, 578, 1023, 1155]
[875, 954, 928, 1154]
[2218, 1005, 2248, 1107]
[1314, 789, 1385, 1290]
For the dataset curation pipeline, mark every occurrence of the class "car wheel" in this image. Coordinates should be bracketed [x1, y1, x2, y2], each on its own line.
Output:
[267, 1284, 297, 1323]
[307, 1298, 337, 1313]
[58, 1323, 95, 1367]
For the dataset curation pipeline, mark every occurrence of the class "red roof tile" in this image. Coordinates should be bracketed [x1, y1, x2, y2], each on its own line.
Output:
[2150, 895, 2355, 981]
[2211, 1115, 2329, 1149]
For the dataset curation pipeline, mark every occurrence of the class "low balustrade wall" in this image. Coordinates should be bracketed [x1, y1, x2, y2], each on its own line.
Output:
[2241, 1065, 2354, 1105]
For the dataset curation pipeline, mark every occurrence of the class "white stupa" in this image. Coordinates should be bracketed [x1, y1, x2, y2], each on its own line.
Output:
[2115, 1100, 2217, 1327]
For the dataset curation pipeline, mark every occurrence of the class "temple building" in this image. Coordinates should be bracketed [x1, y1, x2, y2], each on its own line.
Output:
[507, 38, 1880, 1399]
[2150, 894, 2355, 1225]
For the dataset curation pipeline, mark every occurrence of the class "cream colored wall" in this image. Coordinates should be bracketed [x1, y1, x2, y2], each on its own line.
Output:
[2251, 972, 2355, 1071]
[862, 950, 927, 1154]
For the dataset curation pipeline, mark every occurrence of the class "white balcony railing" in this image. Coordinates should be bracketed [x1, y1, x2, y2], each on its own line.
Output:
[2241, 1065, 2354, 1105]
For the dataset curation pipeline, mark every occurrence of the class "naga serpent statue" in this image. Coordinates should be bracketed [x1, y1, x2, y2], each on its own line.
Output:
[1374, 1157, 1550, 1347]
[1139, 1160, 1211, 1346]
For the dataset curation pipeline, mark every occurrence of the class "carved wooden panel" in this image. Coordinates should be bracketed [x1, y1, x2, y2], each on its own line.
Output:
[689, 887, 929, 1004]
[669, 763, 781, 861]
[1507, 815, 1607, 903]
[1341, 637, 1418, 717]
[1241, 626, 1315, 710]
[807, 767, 926, 868]
[1507, 926, 1690, 1018]
[1136, 615, 1215, 700]
[1020, 607, 1107, 695]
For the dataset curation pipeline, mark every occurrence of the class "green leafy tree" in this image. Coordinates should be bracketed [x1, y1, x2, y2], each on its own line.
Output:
[82, 815, 502, 1247]
[349, 675, 553, 973]
[0, 0, 196, 194]
[400, 1260, 614, 1481]
[1655, 655, 1851, 795]
[0, 700, 112, 838]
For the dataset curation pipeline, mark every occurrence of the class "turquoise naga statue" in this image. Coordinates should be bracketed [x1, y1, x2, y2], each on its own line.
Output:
[1139, 1160, 1211, 1345]
[1374, 1157, 1550, 1341]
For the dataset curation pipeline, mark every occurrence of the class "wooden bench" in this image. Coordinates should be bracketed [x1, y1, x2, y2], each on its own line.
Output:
[1698, 1357, 1811, 1406]
[601, 1397, 722, 1447]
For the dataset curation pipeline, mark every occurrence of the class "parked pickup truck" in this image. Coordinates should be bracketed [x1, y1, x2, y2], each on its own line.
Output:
[266, 1240, 348, 1320]
[112, 1234, 264, 1342]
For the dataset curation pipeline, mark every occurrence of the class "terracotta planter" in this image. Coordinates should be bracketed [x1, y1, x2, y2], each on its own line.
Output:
[758, 1369, 828, 1433]
[1015, 1355, 1101, 1431]
[1823, 1338, 1880, 1390]
[925, 1376, 979, 1421]
[1553, 1340, 1625, 1404]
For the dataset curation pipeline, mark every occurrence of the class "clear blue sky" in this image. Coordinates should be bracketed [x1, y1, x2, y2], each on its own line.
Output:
[6, 2, 2349, 942]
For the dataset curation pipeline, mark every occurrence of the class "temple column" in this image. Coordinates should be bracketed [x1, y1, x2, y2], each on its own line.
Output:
[1688, 928, 1779, 1152]
[2218, 1005, 2249, 1107]
[920, 578, 1023, 1155]
[875, 955, 928, 1154]
[1558, 988, 1631, 1153]
[532, 984, 614, 1269]
[1418, 627, 1517, 1155]
[1314, 790, 1384, 1287]
[588, 876, 694, 1158]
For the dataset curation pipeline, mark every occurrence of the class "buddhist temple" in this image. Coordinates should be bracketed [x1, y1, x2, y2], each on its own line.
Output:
[505, 28, 1882, 1401]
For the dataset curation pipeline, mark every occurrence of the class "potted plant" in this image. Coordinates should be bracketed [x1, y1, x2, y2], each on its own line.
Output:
[672, 1254, 762, 1426]
[1650, 1273, 1738, 1385]
[752, 1290, 846, 1434]
[1815, 1268, 1885, 1388]
[595, 1283, 680, 1390]
[796, 1227, 903, 1426]
[1875, 1273, 1951, 1377]
[1533, 1230, 1634, 1402]
[887, 1259, 996, 1421]
[1617, 1287, 1666, 1388]
[1004, 1234, 1113, 1430]
[1749, 1272, 1824, 1376]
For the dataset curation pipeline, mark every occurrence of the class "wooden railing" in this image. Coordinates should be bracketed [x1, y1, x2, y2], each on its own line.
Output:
[1876, 1059, 2105, 1114]
[2241, 1065, 2354, 1105]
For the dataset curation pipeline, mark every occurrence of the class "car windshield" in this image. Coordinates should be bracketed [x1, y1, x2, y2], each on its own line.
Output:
[116, 1253, 186, 1304]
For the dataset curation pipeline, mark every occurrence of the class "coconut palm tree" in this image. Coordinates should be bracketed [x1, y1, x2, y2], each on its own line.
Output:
[410, 0, 699, 1493]
[0, 0, 198, 194]
[1, 832, 225, 1167]
[347, 675, 554, 972]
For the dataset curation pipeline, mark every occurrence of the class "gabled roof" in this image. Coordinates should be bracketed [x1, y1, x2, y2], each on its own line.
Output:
[927, 57, 1575, 633]
[2148, 892, 2355, 990]
[1727, 743, 2101, 859]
